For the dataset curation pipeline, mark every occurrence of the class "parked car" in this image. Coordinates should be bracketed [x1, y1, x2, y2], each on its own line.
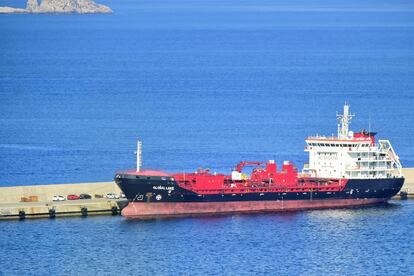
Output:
[105, 193, 120, 199]
[52, 195, 65, 201]
[120, 193, 126, 198]
[67, 194, 80, 200]
[79, 193, 92, 200]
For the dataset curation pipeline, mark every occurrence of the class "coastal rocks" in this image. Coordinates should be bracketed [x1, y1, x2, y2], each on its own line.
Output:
[1, 0, 112, 14]
[0, 7, 27, 13]
[26, 0, 39, 11]
[33, 0, 112, 14]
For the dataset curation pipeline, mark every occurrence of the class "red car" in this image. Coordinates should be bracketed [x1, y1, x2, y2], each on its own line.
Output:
[67, 194, 80, 200]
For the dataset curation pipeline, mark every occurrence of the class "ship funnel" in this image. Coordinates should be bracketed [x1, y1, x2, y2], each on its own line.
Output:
[136, 139, 142, 172]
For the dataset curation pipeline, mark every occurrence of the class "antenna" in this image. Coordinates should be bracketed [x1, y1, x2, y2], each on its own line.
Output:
[368, 112, 371, 134]
[136, 139, 142, 172]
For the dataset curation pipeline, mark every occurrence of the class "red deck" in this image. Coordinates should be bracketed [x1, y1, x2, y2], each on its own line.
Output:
[171, 160, 346, 195]
[118, 160, 348, 195]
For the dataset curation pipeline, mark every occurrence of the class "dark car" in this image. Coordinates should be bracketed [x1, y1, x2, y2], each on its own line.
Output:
[79, 194, 92, 200]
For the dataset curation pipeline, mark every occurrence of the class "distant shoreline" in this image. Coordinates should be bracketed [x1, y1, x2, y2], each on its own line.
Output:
[0, 0, 112, 14]
[0, 7, 27, 13]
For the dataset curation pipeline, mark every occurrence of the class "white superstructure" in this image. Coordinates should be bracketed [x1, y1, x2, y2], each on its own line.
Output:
[303, 104, 402, 179]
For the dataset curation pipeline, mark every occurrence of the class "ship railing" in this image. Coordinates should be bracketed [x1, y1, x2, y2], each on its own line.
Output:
[345, 166, 394, 171]
[306, 136, 371, 141]
[355, 157, 390, 162]
[114, 168, 168, 175]
[195, 183, 343, 195]
[115, 169, 138, 174]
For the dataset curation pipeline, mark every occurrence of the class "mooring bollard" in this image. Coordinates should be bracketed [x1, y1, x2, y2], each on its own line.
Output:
[111, 206, 118, 215]
[49, 208, 56, 219]
[18, 210, 26, 220]
[81, 207, 88, 217]
[400, 191, 408, 200]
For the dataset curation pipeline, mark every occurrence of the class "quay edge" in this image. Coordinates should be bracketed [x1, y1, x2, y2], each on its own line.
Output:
[0, 182, 126, 220]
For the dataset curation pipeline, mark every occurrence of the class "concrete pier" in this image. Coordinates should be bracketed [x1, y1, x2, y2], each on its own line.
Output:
[397, 168, 414, 199]
[0, 182, 125, 220]
[0, 181, 121, 203]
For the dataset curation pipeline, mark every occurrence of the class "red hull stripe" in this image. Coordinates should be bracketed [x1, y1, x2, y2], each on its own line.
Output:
[122, 198, 387, 219]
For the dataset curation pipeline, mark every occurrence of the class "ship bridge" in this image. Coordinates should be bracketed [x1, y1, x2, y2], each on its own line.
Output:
[303, 104, 402, 179]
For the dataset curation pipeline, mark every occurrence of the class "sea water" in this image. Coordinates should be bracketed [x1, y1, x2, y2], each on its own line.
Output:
[1, 202, 414, 275]
[1, 0, 414, 186]
[0, 0, 414, 274]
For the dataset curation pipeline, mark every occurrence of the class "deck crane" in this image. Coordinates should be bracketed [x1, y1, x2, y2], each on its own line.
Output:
[234, 161, 264, 172]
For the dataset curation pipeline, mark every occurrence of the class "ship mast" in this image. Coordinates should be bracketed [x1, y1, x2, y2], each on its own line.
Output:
[136, 139, 142, 172]
[336, 103, 355, 139]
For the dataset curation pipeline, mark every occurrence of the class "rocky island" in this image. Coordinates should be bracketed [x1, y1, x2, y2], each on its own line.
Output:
[0, 0, 112, 14]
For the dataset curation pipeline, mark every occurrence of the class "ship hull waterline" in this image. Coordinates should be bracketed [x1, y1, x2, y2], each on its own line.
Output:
[121, 198, 388, 219]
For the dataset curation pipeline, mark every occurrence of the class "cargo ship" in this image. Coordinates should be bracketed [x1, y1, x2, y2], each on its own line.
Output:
[115, 104, 404, 219]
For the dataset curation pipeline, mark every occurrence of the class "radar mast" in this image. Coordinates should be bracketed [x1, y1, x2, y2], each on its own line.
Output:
[336, 103, 355, 139]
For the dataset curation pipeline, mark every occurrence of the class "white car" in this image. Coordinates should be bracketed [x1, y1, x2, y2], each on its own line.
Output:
[52, 195, 66, 201]
[105, 193, 120, 199]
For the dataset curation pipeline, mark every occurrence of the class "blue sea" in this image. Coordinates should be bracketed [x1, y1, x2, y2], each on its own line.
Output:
[1, 0, 414, 274]
[0, 203, 414, 275]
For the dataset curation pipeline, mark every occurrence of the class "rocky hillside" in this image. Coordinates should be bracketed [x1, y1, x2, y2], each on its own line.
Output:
[0, 0, 112, 14]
